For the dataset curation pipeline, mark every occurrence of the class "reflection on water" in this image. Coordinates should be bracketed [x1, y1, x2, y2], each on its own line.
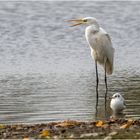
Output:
[0, 1, 140, 123]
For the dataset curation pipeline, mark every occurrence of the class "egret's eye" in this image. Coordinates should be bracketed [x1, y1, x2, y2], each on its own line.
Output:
[115, 95, 117, 98]
[118, 95, 120, 97]
[83, 19, 87, 22]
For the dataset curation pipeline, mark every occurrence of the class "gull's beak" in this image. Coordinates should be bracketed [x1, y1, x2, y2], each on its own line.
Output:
[67, 19, 84, 27]
[109, 96, 114, 99]
[109, 97, 112, 99]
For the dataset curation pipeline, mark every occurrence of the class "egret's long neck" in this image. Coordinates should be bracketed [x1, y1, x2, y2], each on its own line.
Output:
[85, 24, 100, 49]
[88, 24, 100, 32]
[85, 24, 100, 39]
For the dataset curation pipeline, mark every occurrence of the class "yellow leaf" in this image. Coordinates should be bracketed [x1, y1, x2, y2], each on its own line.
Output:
[120, 119, 133, 129]
[0, 124, 4, 129]
[96, 121, 104, 127]
[120, 124, 129, 129]
[40, 130, 50, 138]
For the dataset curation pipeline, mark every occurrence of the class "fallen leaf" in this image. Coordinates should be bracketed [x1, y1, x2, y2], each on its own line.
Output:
[40, 130, 50, 138]
[96, 121, 104, 127]
[23, 138, 30, 140]
[55, 120, 78, 127]
[0, 124, 4, 129]
[120, 119, 133, 129]
[120, 124, 129, 129]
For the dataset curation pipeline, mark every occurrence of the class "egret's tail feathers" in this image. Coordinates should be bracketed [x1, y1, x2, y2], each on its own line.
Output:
[105, 61, 113, 75]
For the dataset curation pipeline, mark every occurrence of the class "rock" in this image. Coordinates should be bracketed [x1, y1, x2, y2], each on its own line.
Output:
[104, 136, 112, 140]
[53, 135, 58, 139]
[109, 131, 118, 136]
[69, 134, 74, 138]
[136, 132, 140, 135]
[80, 133, 99, 138]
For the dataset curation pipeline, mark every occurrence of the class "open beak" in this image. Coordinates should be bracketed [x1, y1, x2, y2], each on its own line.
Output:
[67, 19, 84, 27]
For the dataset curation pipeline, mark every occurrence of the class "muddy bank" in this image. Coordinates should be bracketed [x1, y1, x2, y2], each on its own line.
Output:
[0, 119, 140, 139]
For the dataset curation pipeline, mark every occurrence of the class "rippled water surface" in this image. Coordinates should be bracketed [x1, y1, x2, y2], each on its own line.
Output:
[0, 1, 140, 124]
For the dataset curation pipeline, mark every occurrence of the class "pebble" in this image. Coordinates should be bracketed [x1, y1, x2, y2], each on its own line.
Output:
[109, 131, 118, 136]
[80, 132, 99, 138]
[104, 136, 112, 140]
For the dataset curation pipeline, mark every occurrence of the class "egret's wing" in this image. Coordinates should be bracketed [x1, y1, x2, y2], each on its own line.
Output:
[100, 33, 115, 74]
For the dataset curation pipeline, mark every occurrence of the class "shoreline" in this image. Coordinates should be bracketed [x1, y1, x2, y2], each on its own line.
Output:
[0, 119, 140, 139]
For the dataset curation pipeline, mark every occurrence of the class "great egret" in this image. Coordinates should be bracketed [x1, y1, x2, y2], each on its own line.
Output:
[67, 17, 115, 99]
[110, 93, 126, 114]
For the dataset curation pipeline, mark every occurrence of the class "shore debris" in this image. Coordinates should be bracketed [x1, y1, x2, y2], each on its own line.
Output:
[0, 119, 140, 139]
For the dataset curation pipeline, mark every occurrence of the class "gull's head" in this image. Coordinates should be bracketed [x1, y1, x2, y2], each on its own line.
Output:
[67, 17, 99, 27]
[111, 93, 122, 99]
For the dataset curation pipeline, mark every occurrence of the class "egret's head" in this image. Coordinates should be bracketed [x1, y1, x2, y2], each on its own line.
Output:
[67, 17, 99, 27]
[112, 93, 122, 99]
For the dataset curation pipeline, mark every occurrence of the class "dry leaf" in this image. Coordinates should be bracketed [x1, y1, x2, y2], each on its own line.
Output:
[120, 119, 133, 129]
[40, 130, 50, 138]
[55, 120, 78, 127]
[23, 138, 30, 140]
[0, 124, 4, 129]
[96, 121, 104, 127]
[120, 124, 129, 129]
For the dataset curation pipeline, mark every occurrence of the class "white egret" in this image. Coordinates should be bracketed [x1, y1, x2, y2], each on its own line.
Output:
[67, 17, 115, 99]
[110, 93, 126, 114]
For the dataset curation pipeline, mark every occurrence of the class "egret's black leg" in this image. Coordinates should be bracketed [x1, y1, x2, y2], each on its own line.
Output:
[95, 60, 99, 116]
[95, 99, 98, 119]
[104, 60, 108, 117]
[105, 61, 108, 99]
[95, 61, 99, 104]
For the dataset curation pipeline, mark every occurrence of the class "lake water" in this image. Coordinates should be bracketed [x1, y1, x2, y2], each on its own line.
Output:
[0, 1, 140, 124]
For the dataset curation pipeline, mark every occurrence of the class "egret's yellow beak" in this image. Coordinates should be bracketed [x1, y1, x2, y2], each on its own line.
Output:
[67, 19, 84, 27]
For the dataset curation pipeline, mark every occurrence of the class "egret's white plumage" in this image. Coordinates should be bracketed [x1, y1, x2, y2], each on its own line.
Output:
[67, 17, 115, 98]
[68, 17, 115, 74]
[85, 21, 114, 74]
[110, 93, 126, 113]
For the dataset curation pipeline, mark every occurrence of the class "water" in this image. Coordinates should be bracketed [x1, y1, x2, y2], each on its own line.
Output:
[0, 1, 140, 124]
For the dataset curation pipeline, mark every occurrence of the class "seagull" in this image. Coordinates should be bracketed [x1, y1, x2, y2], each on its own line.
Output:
[110, 93, 126, 114]
[67, 17, 115, 99]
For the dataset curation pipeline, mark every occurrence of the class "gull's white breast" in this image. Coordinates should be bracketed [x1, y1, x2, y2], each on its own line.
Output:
[110, 98, 125, 113]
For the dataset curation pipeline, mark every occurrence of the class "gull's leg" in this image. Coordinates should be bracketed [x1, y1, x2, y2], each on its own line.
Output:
[95, 60, 99, 104]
